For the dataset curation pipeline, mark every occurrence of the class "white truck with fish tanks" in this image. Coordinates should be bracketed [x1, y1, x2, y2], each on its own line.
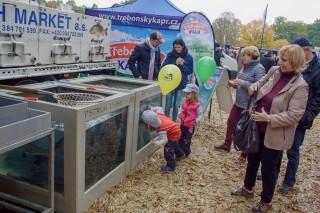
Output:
[0, 0, 116, 85]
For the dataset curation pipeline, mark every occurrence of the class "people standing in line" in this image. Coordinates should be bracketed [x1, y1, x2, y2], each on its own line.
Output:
[128, 31, 164, 80]
[162, 38, 194, 122]
[231, 44, 308, 213]
[260, 51, 277, 73]
[214, 42, 223, 67]
[277, 37, 320, 193]
[177, 84, 203, 159]
[141, 106, 183, 172]
[214, 46, 265, 158]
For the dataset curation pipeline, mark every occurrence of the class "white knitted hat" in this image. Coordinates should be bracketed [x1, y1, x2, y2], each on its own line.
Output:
[141, 110, 161, 128]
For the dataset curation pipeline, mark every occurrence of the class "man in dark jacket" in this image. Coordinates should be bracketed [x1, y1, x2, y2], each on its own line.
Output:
[260, 51, 277, 73]
[128, 31, 164, 80]
[214, 42, 222, 67]
[277, 37, 320, 193]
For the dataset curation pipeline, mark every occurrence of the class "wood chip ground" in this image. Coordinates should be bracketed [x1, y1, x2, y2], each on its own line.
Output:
[85, 97, 320, 213]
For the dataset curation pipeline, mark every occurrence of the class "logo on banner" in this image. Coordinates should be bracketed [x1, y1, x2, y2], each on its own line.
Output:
[111, 43, 137, 59]
[182, 22, 207, 35]
[203, 77, 216, 89]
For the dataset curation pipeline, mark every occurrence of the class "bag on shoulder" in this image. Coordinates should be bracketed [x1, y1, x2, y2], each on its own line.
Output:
[233, 92, 259, 153]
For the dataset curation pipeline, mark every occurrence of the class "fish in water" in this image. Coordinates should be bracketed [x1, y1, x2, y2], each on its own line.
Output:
[89, 22, 107, 37]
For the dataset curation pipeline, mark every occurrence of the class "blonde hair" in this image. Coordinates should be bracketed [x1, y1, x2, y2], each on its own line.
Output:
[189, 91, 199, 103]
[241, 46, 260, 60]
[279, 44, 305, 73]
[144, 123, 157, 132]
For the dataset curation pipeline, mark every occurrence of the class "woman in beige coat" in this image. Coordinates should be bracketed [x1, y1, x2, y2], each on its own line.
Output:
[231, 44, 308, 213]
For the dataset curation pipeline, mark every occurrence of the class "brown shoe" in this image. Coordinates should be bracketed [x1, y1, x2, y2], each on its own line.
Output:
[214, 143, 231, 152]
[252, 202, 272, 212]
[231, 187, 254, 198]
[235, 156, 246, 165]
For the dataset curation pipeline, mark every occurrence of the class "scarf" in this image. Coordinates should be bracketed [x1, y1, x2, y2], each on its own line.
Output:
[146, 39, 157, 80]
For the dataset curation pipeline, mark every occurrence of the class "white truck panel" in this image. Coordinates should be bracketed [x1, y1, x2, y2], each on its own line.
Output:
[0, 0, 116, 80]
[80, 16, 111, 63]
[0, 41, 26, 66]
[0, 0, 39, 66]
[38, 6, 82, 65]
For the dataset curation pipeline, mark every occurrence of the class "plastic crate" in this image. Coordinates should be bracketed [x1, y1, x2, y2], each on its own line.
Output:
[0, 96, 51, 151]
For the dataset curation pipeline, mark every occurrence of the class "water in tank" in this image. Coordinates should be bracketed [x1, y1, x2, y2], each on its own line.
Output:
[136, 94, 162, 150]
[85, 107, 127, 190]
[12, 86, 111, 104]
[77, 78, 148, 90]
[0, 131, 64, 193]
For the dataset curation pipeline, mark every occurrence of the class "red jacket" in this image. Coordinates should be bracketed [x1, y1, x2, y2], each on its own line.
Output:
[157, 112, 181, 141]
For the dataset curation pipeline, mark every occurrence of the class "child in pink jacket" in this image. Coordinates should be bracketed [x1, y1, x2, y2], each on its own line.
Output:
[178, 84, 203, 158]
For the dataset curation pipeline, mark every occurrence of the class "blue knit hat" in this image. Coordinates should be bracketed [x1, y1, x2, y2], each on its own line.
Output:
[291, 37, 312, 47]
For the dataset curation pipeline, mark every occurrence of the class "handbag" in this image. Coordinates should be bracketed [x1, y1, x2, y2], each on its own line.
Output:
[233, 92, 260, 153]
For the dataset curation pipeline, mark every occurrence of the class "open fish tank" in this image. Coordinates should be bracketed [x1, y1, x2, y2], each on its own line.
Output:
[0, 82, 135, 213]
[64, 75, 164, 170]
[0, 96, 54, 211]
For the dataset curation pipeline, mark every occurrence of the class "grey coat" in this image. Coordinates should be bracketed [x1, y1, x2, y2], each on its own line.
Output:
[235, 60, 265, 108]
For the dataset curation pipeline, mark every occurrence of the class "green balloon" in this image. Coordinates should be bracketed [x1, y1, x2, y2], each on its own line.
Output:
[196, 56, 217, 84]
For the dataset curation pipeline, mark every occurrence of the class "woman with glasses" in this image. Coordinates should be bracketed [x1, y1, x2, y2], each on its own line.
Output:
[231, 44, 308, 212]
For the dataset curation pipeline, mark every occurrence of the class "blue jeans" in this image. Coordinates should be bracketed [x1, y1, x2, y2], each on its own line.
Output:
[165, 89, 183, 122]
[277, 127, 306, 187]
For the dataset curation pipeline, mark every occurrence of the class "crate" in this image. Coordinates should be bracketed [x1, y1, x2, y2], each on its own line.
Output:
[0, 96, 51, 152]
[0, 96, 28, 127]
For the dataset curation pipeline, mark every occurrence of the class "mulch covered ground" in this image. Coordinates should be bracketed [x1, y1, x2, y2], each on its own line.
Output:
[85, 98, 320, 213]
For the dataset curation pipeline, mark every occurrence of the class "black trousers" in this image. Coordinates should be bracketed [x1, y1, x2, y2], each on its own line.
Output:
[164, 140, 184, 169]
[244, 133, 283, 203]
[178, 125, 195, 157]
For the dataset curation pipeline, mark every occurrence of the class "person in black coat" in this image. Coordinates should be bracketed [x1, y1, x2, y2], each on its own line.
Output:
[260, 51, 277, 73]
[214, 42, 222, 67]
[128, 31, 164, 80]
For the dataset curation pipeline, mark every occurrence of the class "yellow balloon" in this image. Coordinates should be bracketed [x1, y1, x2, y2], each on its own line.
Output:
[158, 64, 182, 95]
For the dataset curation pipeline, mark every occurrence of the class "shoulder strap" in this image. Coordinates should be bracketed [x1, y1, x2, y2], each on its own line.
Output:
[245, 91, 258, 111]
